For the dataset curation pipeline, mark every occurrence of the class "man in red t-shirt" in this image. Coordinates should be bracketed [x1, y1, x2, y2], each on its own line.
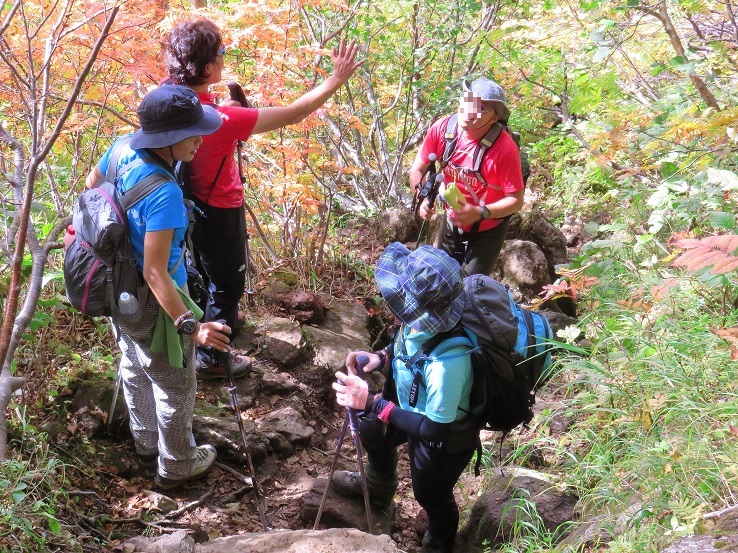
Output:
[409, 78, 524, 277]
[166, 19, 362, 379]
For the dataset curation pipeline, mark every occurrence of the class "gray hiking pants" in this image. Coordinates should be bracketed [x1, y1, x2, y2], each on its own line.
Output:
[115, 290, 198, 479]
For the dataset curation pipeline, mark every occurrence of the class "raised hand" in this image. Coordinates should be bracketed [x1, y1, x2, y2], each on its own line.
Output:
[329, 37, 364, 84]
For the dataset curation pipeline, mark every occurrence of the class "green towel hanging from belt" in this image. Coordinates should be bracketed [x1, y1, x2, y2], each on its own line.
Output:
[151, 285, 204, 368]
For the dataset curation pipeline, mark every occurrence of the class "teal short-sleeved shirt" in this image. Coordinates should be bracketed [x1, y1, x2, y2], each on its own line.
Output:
[392, 326, 473, 424]
[97, 136, 187, 287]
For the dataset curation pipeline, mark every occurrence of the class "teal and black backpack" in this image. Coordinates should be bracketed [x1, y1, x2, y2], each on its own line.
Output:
[401, 274, 553, 473]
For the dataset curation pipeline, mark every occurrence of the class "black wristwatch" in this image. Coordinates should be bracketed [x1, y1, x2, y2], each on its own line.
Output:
[176, 317, 198, 336]
[480, 205, 492, 220]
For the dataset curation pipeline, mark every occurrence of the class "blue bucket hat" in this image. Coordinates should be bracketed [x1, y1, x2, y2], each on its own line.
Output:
[462, 77, 510, 122]
[376, 243, 464, 333]
[130, 85, 222, 149]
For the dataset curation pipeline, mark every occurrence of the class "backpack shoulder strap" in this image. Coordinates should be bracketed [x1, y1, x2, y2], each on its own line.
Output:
[400, 327, 473, 372]
[469, 122, 505, 187]
[441, 114, 459, 168]
[119, 172, 173, 212]
[473, 122, 504, 172]
[105, 135, 135, 183]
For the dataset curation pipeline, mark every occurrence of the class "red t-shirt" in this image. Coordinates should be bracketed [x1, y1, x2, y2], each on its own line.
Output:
[419, 115, 524, 232]
[189, 92, 259, 208]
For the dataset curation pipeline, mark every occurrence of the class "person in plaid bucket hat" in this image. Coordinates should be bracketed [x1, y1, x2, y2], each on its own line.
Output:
[375, 242, 465, 333]
[329, 242, 478, 553]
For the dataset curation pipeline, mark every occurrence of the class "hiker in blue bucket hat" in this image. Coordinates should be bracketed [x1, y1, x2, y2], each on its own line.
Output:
[330, 242, 478, 553]
[85, 85, 232, 489]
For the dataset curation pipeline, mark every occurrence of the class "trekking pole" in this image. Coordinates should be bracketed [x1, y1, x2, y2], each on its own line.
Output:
[107, 322, 124, 436]
[314, 355, 374, 533]
[226, 81, 256, 307]
[107, 368, 123, 435]
[415, 153, 444, 247]
[216, 326, 269, 531]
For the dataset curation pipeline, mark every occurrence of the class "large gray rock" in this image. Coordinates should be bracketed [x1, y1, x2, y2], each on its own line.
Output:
[72, 378, 125, 439]
[375, 207, 422, 243]
[200, 528, 401, 552]
[497, 239, 552, 302]
[261, 317, 309, 366]
[506, 210, 569, 274]
[657, 510, 738, 553]
[457, 467, 578, 551]
[258, 406, 315, 446]
[300, 475, 395, 536]
[261, 286, 328, 324]
[193, 401, 270, 464]
[124, 529, 195, 552]
[123, 528, 402, 553]
[310, 300, 371, 375]
[200, 374, 259, 410]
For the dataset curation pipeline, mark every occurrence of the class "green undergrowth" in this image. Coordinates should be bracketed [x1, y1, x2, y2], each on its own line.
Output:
[477, 234, 738, 551]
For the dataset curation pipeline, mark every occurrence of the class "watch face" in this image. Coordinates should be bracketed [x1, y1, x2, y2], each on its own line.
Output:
[179, 318, 197, 335]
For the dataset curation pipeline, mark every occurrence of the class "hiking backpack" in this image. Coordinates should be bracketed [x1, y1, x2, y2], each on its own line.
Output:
[441, 113, 531, 186]
[63, 136, 176, 321]
[402, 274, 553, 472]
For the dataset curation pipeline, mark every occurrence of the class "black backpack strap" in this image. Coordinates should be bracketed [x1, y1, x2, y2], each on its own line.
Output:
[119, 172, 184, 277]
[400, 328, 469, 408]
[204, 155, 229, 206]
[441, 114, 459, 168]
[119, 172, 173, 211]
[470, 122, 506, 188]
[472, 123, 503, 175]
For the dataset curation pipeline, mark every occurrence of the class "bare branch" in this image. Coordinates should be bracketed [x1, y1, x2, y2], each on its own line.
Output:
[0, 0, 21, 40]
[35, 5, 121, 164]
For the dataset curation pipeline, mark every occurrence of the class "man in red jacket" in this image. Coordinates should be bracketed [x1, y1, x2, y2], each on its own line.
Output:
[409, 78, 525, 277]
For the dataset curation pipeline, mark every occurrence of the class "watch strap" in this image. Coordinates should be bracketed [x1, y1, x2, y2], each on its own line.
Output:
[174, 310, 194, 328]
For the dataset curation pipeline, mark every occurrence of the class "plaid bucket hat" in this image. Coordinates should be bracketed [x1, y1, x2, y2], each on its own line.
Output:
[375, 243, 464, 333]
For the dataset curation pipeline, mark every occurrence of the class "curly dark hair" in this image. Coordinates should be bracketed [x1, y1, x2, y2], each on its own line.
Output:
[165, 19, 222, 87]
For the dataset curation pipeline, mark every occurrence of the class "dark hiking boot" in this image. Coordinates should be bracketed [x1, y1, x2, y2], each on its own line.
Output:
[421, 531, 455, 553]
[331, 466, 398, 509]
[137, 452, 158, 468]
[196, 353, 251, 380]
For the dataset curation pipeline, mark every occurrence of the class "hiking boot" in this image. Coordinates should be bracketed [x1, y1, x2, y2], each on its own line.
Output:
[154, 444, 217, 490]
[421, 531, 454, 553]
[196, 353, 251, 380]
[137, 452, 158, 468]
[331, 466, 398, 509]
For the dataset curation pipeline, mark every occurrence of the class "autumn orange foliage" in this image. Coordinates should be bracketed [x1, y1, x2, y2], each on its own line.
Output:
[671, 236, 738, 275]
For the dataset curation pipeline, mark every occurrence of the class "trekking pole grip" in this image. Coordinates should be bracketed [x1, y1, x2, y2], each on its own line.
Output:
[215, 319, 234, 382]
[344, 355, 370, 435]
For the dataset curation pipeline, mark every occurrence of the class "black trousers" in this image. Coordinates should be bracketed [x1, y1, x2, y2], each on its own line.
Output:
[358, 415, 476, 547]
[190, 200, 246, 333]
[436, 214, 510, 277]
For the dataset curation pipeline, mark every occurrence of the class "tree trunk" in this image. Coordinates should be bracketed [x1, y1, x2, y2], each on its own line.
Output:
[0, 5, 120, 460]
[655, 2, 721, 111]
